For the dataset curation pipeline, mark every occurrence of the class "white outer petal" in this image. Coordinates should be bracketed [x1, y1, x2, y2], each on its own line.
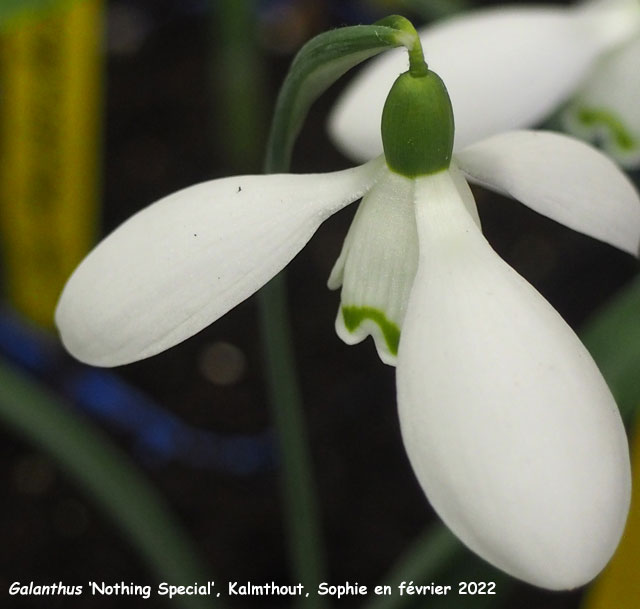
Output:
[396, 170, 630, 589]
[456, 130, 640, 256]
[55, 158, 383, 367]
[329, 5, 622, 162]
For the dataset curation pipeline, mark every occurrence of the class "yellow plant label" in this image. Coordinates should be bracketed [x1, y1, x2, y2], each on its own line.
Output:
[0, 0, 102, 326]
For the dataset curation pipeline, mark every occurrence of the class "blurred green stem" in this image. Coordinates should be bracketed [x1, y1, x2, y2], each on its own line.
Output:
[212, 1, 327, 605]
[257, 276, 327, 603]
[0, 358, 220, 609]
[213, 0, 266, 172]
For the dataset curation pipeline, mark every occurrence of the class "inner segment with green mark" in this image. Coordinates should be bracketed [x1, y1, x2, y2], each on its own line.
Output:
[342, 305, 401, 356]
[577, 107, 637, 151]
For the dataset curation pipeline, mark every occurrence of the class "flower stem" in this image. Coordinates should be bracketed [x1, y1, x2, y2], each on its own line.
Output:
[211, 0, 265, 172]
[257, 276, 327, 604]
[213, 0, 327, 603]
[374, 15, 427, 75]
[253, 13, 433, 602]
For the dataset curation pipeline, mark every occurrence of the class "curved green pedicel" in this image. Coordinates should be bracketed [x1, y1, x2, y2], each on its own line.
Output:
[374, 15, 427, 77]
[577, 107, 638, 151]
[381, 68, 455, 178]
[342, 306, 401, 356]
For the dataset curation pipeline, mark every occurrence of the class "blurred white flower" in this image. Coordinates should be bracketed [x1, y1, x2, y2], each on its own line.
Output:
[330, 0, 640, 166]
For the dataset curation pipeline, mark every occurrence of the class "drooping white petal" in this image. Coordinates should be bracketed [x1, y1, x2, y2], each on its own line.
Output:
[396, 169, 630, 589]
[456, 130, 640, 256]
[328, 166, 418, 365]
[563, 36, 640, 168]
[55, 158, 383, 367]
[329, 4, 625, 162]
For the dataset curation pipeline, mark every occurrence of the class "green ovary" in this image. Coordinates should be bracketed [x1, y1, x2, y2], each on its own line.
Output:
[577, 107, 637, 151]
[342, 305, 401, 355]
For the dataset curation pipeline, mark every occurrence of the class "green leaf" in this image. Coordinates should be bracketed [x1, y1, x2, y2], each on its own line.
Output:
[581, 275, 640, 425]
[0, 358, 222, 609]
[265, 21, 413, 173]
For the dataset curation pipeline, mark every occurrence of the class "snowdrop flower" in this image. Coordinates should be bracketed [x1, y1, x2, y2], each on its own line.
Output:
[56, 45, 638, 590]
[330, 0, 640, 166]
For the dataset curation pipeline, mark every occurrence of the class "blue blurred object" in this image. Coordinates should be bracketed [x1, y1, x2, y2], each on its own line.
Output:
[0, 307, 274, 474]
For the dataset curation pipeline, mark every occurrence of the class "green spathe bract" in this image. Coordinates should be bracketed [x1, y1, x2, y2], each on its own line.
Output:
[381, 69, 454, 178]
